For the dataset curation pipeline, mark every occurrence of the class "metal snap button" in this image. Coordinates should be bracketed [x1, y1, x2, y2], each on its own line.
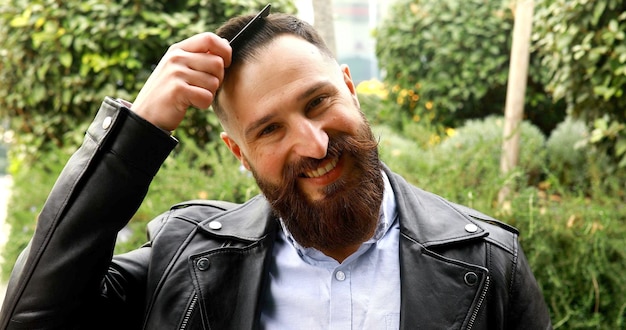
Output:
[464, 223, 478, 233]
[464, 272, 479, 286]
[102, 116, 113, 130]
[208, 221, 222, 230]
[196, 257, 210, 271]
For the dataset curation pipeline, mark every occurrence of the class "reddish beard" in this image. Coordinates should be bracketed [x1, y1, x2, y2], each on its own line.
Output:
[250, 122, 384, 251]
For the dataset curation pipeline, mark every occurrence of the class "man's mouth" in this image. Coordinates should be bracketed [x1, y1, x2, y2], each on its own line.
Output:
[303, 157, 339, 178]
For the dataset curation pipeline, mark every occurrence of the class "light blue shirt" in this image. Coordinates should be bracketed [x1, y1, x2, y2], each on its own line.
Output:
[260, 172, 401, 329]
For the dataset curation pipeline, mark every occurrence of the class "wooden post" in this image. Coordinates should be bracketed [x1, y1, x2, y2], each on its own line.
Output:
[498, 0, 535, 206]
[312, 0, 337, 57]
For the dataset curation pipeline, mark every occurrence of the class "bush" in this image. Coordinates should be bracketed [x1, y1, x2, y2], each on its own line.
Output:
[502, 190, 626, 329]
[0, 0, 296, 159]
[545, 117, 590, 192]
[0, 143, 7, 175]
[375, 0, 565, 133]
[424, 116, 546, 207]
[533, 0, 626, 167]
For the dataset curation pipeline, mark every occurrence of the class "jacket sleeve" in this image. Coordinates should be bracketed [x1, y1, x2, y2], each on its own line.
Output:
[0, 97, 177, 329]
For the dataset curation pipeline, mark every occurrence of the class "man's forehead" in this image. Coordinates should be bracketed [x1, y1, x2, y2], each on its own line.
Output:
[225, 35, 335, 94]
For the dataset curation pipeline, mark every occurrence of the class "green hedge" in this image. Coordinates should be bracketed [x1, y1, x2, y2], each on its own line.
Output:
[0, 0, 295, 159]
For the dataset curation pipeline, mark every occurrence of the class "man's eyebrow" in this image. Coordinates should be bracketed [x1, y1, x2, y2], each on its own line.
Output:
[297, 80, 333, 102]
[245, 113, 276, 141]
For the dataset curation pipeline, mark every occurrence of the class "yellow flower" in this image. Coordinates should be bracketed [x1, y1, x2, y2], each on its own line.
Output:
[445, 127, 456, 137]
[356, 79, 388, 99]
[428, 134, 441, 146]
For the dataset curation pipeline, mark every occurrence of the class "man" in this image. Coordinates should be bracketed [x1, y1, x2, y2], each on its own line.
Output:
[0, 10, 552, 330]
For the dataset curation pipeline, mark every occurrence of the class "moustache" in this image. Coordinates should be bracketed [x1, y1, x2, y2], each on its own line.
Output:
[271, 131, 379, 201]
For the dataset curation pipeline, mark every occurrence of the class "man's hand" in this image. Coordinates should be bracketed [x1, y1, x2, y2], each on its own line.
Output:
[131, 32, 232, 132]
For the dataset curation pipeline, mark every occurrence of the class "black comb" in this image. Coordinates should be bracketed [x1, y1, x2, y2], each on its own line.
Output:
[229, 4, 271, 47]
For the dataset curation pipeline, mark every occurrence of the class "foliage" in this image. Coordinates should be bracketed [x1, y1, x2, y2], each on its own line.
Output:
[430, 116, 546, 202]
[0, 143, 7, 175]
[533, 0, 626, 167]
[545, 117, 590, 193]
[544, 117, 626, 199]
[533, 0, 626, 121]
[374, 0, 564, 133]
[0, 0, 296, 159]
[504, 189, 626, 329]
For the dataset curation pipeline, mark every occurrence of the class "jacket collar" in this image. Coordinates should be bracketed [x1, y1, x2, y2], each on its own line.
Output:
[196, 164, 488, 246]
[382, 165, 489, 246]
[197, 195, 277, 242]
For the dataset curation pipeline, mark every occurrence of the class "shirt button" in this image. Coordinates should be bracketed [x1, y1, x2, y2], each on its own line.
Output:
[102, 116, 113, 130]
[335, 271, 346, 281]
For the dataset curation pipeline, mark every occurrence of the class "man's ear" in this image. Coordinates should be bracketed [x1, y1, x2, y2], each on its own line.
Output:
[340, 64, 360, 106]
[220, 132, 250, 170]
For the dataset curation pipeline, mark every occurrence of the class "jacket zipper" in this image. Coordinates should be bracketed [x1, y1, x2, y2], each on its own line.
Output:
[179, 293, 198, 330]
[467, 275, 490, 329]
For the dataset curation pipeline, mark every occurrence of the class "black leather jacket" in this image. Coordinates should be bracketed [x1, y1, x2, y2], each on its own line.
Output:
[0, 99, 552, 329]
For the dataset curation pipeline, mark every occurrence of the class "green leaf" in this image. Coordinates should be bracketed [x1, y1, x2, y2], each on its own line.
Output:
[59, 52, 72, 68]
[615, 137, 626, 156]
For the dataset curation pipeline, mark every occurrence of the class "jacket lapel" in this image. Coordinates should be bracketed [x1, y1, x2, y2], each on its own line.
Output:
[385, 169, 491, 329]
[191, 196, 278, 330]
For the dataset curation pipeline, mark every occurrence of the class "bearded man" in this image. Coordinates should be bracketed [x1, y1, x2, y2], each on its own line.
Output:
[0, 8, 552, 330]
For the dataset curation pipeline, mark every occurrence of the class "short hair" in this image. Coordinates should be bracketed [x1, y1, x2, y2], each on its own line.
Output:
[212, 13, 335, 125]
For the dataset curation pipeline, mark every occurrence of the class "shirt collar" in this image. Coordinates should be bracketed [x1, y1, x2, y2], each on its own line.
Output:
[279, 170, 397, 258]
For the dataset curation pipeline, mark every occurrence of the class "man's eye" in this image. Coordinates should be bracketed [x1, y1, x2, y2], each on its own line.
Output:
[259, 124, 278, 136]
[308, 96, 327, 110]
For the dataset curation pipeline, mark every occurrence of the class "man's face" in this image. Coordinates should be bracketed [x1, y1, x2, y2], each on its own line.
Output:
[219, 35, 384, 250]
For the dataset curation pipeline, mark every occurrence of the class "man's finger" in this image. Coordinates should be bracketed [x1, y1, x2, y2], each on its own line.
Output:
[170, 32, 232, 67]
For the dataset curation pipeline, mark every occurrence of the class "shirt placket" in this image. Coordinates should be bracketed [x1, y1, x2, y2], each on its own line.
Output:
[329, 265, 352, 329]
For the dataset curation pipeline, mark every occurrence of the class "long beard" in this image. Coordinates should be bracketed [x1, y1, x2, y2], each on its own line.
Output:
[250, 122, 384, 251]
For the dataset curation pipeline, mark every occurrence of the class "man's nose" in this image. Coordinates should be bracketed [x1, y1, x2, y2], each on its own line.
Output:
[291, 119, 328, 159]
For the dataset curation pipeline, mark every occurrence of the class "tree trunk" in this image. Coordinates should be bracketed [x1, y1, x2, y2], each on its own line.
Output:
[312, 0, 337, 57]
[498, 0, 535, 206]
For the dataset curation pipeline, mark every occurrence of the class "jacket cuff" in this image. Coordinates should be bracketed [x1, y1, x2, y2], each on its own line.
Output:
[88, 97, 178, 177]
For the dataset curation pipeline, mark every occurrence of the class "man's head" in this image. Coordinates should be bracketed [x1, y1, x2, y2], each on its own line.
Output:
[213, 13, 334, 126]
[213, 13, 384, 252]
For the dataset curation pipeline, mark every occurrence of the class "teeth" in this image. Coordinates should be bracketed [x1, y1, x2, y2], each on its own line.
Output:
[305, 158, 338, 178]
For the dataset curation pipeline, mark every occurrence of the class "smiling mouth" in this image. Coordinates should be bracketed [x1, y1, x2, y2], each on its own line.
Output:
[303, 157, 339, 178]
